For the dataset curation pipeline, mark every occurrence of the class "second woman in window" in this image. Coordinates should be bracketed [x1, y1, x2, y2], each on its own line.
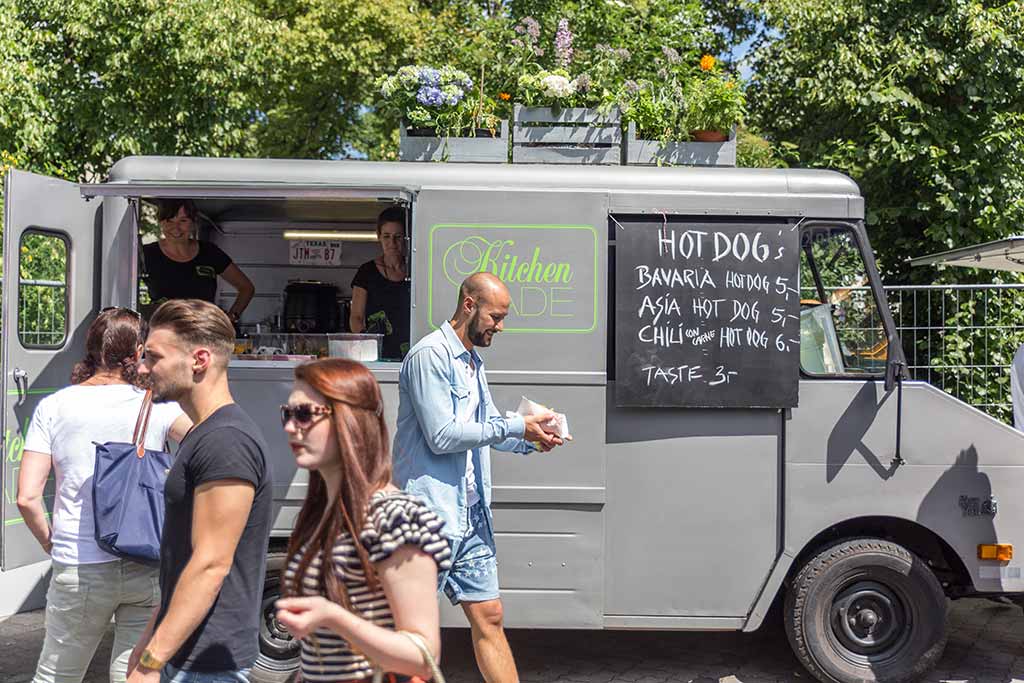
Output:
[275, 359, 450, 682]
[350, 207, 411, 360]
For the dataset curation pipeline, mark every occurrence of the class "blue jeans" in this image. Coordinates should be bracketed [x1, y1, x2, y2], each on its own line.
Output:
[160, 665, 251, 683]
[437, 501, 500, 605]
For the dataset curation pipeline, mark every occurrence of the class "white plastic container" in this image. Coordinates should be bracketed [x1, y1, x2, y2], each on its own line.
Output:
[327, 333, 384, 362]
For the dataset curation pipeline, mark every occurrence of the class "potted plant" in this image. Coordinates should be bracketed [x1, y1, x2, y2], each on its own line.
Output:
[684, 55, 746, 142]
[378, 65, 507, 162]
[621, 52, 743, 166]
[506, 18, 622, 164]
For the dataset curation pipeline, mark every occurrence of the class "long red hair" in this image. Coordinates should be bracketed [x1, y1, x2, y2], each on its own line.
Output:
[283, 359, 392, 605]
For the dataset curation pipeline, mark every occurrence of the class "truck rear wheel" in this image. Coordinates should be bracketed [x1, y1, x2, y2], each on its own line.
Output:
[250, 555, 300, 683]
[785, 538, 947, 683]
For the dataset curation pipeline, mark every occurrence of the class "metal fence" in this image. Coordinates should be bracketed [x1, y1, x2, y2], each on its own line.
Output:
[813, 284, 1024, 423]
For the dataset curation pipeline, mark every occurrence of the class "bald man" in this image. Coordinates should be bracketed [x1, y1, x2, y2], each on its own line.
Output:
[393, 272, 563, 682]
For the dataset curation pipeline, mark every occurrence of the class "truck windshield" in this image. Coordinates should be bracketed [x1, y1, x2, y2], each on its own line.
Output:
[800, 226, 886, 376]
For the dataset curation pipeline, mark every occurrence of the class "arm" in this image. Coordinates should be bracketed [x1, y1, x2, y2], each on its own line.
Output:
[167, 414, 193, 444]
[139, 479, 255, 666]
[350, 286, 368, 333]
[16, 451, 53, 553]
[276, 546, 439, 679]
[404, 347, 526, 454]
[221, 264, 255, 320]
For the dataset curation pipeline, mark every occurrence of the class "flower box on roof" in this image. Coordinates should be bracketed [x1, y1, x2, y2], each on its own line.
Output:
[624, 122, 737, 167]
[512, 104, 621, 165]
[399, 121, 509, 163]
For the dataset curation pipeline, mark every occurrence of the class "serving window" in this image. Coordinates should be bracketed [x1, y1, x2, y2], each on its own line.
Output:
[133, 194, 412, 365]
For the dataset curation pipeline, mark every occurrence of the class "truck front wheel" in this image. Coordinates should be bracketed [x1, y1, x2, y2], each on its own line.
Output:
[785, 538, 947, 683]
[250, 556, 301, 683]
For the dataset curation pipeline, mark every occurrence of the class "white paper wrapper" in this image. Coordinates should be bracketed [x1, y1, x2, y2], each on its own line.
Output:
[505, 396, 572, 440]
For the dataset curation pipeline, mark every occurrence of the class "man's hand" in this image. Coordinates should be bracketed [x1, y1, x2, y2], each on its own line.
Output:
[275, 596, 344, 640]
[523, 412, 564, 450]
[126, 665, 161, 683]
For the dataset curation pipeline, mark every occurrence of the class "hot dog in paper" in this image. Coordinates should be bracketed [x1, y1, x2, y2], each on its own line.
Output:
[506, 396, 572, 441]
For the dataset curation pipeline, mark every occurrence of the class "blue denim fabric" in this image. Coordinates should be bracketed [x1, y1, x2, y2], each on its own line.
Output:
[160, 665, 250, 683]
[438, 501, 500, 605]
[393, 322, 532, 538]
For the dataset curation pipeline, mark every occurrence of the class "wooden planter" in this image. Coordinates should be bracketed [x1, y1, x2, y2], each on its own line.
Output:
[624, 122, 737, 167]
[512, 104, 621, 165]
[399, 120, 509, 163]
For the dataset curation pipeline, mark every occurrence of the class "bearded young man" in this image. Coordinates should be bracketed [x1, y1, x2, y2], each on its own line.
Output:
[127, 299, 272, 683]
[393, 272, 563, 683]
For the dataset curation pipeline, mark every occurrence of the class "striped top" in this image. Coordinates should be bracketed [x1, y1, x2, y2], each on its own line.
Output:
[283, 490, 451, 681]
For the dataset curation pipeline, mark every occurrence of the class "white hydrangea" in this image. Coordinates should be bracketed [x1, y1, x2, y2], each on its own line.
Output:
[540, 74, 576, 98]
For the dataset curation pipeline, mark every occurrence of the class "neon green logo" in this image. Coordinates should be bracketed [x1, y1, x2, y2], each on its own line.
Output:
[428, 224, 598, 334]
[443, 238, 574, 286]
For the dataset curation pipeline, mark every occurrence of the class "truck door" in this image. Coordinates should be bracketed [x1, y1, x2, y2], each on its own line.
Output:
[2, 170, 100, 570]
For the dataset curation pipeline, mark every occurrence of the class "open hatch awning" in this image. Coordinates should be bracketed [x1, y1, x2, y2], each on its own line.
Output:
[908, 236, 1024, 273]
[78, 180, 414, 203]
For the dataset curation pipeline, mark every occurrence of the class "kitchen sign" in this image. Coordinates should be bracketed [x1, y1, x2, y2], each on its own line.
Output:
[428, 223, 598, 333]
[289, 240, 343, 267]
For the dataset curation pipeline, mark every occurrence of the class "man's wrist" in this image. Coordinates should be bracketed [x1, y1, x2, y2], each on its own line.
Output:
[138, 648, 166, 671]
[505, 413, 526, 438]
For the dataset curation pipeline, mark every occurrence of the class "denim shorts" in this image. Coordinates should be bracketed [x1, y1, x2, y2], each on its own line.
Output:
[437, 502, 500, 605]
[160, 665, 250, 683]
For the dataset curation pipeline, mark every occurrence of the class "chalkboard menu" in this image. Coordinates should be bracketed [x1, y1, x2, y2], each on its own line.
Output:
[615, 218, 800, 408]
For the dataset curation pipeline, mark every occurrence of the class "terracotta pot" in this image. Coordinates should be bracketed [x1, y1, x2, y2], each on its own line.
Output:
[689, 129, 729, 143]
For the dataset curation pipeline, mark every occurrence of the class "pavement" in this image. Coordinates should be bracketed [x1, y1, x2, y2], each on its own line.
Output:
[2, 598, 1023, 682]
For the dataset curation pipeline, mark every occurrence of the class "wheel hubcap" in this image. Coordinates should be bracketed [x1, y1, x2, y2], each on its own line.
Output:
[831, 581, 907, 656]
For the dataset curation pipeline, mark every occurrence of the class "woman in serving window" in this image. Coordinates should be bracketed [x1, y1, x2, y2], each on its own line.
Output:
[142, 199, 255, 324]
[349, 206, 411, 360]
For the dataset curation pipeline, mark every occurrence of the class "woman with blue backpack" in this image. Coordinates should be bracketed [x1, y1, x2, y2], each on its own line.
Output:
[16, 307, 190, 683]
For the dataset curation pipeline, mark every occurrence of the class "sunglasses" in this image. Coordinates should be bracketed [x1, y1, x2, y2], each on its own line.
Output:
[101, 306, 143, 320]
[280, 403, 332, 428]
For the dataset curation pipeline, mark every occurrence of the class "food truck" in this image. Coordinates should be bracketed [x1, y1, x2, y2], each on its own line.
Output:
[4, 158, 1024, 683]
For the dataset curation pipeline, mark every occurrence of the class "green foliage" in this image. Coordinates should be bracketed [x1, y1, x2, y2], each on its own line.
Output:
[749, 0, 1024, 283]
[0, 0, 418, 175]
[683, 65, 746, 135]
[736, 128, 788, 168]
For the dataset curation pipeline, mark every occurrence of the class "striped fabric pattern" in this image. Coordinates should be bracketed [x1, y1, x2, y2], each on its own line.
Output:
[283, 491, 451, 681]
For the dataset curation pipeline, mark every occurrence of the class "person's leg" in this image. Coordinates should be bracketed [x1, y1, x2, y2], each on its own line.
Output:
[445, 503, 515, 683]
[461, 598, 518, 683]
[110, 560, 160, 683]
[33, 561, 119, 683]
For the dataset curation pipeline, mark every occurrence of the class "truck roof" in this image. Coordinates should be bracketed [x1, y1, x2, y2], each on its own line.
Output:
[105, 156, 860, 198]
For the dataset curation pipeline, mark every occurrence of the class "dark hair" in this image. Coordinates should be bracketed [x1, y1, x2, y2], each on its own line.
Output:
[149, 299, 235, 362]
[376, 206, 406, 235]
[156, 199, 198, 223]
[71, 308, 148, 387]
[284, 359, 392, 604]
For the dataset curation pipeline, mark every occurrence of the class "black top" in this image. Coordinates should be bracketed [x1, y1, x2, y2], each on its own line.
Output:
[157, 403, 273, 671]
[351, 260, 411, 360]
[143, 241, 233, 305]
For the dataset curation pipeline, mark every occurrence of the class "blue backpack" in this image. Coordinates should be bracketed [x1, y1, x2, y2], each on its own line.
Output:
[92, 390, 171, 565]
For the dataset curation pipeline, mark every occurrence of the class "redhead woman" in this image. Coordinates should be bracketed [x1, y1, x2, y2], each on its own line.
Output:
[275, 359, 450, 682]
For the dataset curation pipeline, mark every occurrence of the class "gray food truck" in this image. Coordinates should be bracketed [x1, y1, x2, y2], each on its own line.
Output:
[3, 158, 1023, 683]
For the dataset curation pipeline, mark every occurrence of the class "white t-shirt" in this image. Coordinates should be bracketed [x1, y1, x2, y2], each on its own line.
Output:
[457, 356, 482, 507]
[23, 384, 185, 565]
[1013, 342, 1024, 431]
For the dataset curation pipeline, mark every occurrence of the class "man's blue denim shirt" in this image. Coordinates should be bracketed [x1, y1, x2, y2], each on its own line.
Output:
[393, 321, 532, 538]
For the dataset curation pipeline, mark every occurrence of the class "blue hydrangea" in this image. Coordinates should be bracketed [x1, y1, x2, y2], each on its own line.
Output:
[416, 85, 445, 107]
[418, 67, 441, 88]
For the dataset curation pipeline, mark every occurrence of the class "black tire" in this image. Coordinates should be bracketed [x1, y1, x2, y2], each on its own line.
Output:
[784, 538, 948, 683]
[250, 555, 301, 683]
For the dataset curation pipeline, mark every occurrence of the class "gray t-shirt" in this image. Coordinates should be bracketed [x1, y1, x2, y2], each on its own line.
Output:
[1013, 342, 1024, 431]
